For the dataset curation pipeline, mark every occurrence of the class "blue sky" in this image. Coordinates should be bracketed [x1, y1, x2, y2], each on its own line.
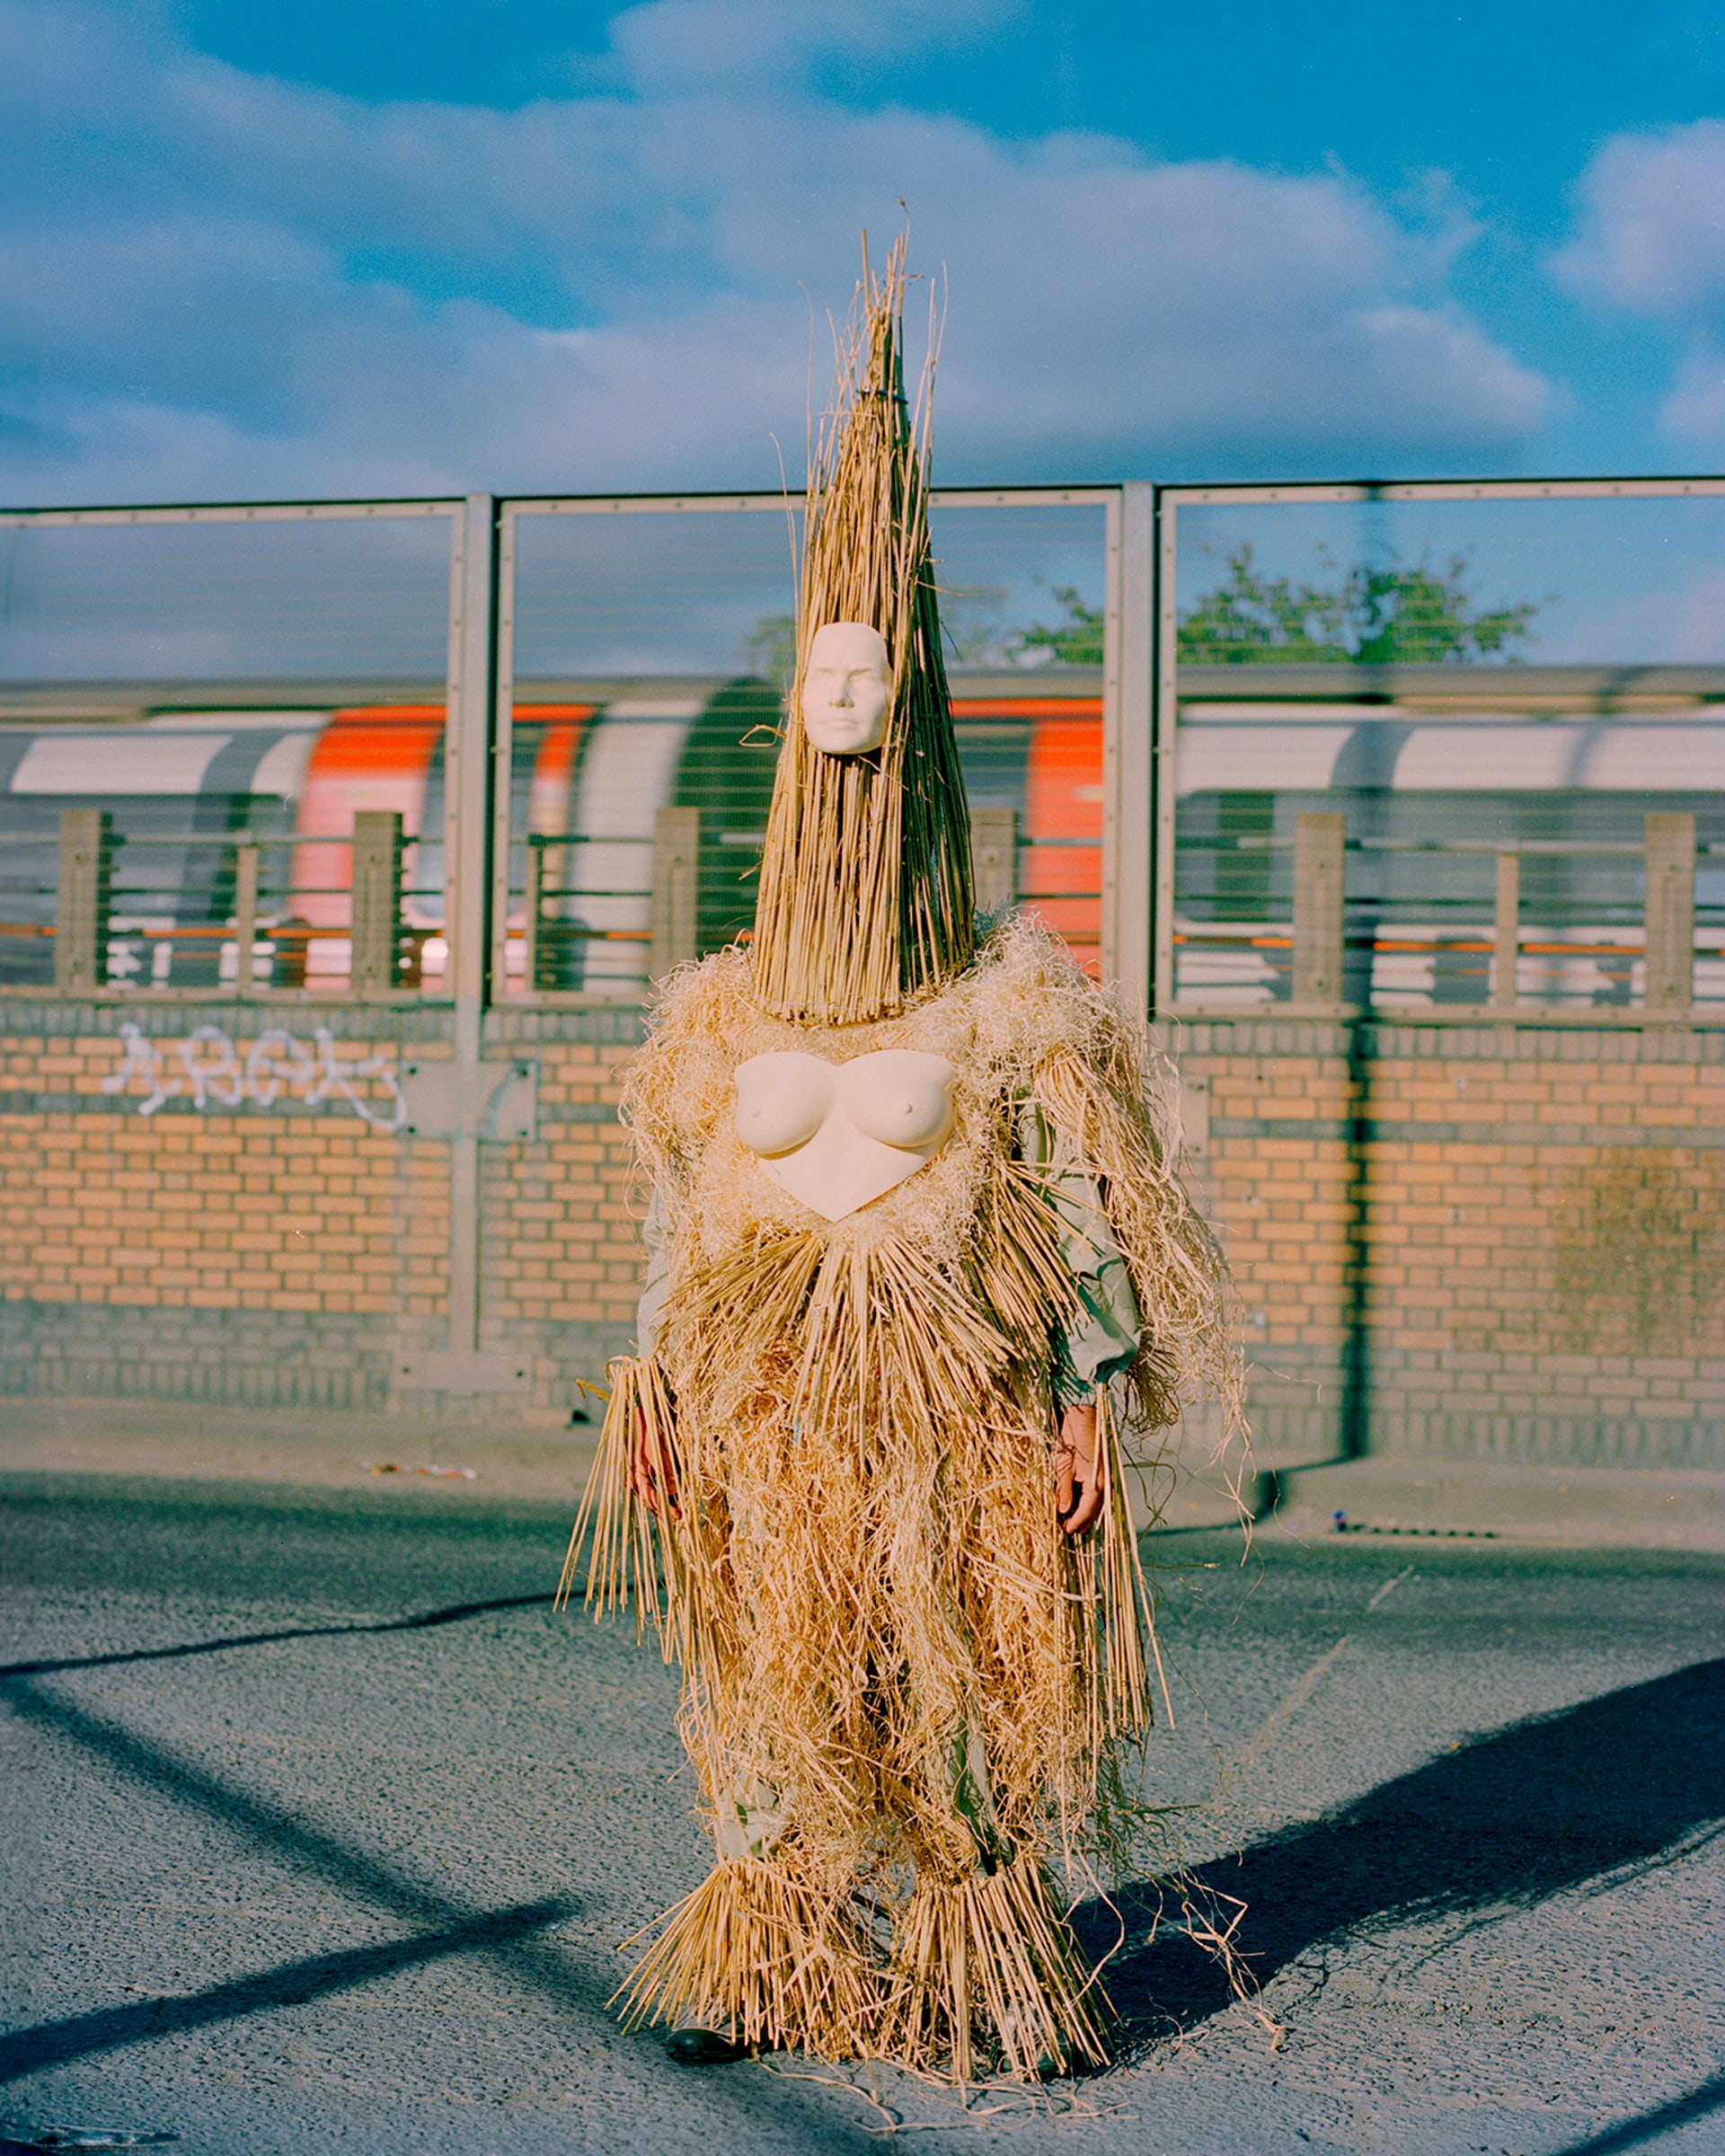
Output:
[5, 0, 1725, 504]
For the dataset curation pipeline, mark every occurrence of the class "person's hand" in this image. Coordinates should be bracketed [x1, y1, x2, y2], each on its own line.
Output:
[1055, 1399, 1105, 1537]
[631, 1405, 679, 1518]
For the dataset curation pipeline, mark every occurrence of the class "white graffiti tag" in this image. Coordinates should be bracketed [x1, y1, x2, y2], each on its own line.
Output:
[100, 1022, 407, 1134]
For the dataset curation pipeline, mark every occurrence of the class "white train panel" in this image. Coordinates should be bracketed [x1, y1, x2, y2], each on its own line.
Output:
[12, 730, 239, 795]
[1177, 707, 1725, 794]
[1175, 723, 1356, 795]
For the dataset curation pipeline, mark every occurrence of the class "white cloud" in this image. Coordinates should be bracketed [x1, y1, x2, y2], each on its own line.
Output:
[1550, 119, 1725, 447]
[1552, 119, 1725, 319]
[1659, 340, 1725, 443]
[0, 0, 1553, 504]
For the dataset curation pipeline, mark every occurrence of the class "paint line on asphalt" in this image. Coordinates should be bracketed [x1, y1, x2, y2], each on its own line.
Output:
[1237, 1634, 1354, 1762]
[1367, 1566, 1417, 1613]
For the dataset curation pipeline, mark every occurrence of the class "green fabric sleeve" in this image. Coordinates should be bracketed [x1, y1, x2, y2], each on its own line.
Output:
[635, 1188, 671, 1360]
[1020, 1102, 1144, 1408]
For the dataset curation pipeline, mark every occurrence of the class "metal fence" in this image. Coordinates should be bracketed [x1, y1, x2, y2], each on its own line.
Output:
[1158, 480, 1725, 1020]
[0, 498, 467, 999]
[0, 490, 1121, 1011]
[5, 478, 1725, 1023]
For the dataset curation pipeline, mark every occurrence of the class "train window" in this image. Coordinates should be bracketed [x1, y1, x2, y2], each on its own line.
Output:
[0, 508, 457, 997]
[1165, 489, 1725, 1015]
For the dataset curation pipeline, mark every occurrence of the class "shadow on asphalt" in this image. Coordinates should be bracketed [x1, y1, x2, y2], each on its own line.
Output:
[1073, 1656, 1725, 2054]
[1543, 2071, 1725, 2155]
[0, 1673, 887, 2154]
[5, 1604, 1721, 2146]
[0, 1899, 573, 2081]
[0, 1593, 559, 1680]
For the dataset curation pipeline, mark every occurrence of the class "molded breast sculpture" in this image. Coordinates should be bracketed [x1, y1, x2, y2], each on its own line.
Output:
[734, 1049, 959, 1221]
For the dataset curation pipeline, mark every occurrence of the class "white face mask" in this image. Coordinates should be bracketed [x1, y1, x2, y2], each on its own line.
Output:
[801, 621, 891, 755]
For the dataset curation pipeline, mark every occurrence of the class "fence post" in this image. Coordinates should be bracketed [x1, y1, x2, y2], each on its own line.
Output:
[970, 806, 1018, 915]
[1644, 811, 1695, 1013]
[522, 841, 545, 994]
[650, 806, 701, 981]
[232, 844, 260, 995]
[349, 810, 404, 995]
[1107, 482, 1155, 1012]
[55, 808, 111, 994]
[1491, 850, 1520, 1011]
[1293, 811, 1346, 1009]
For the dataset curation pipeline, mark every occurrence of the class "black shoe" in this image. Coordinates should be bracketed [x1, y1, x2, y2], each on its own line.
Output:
[665, 2026, 751, 2066]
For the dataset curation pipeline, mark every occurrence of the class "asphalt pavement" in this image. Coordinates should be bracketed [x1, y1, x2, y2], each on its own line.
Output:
[1, 1470, 1721, 2156]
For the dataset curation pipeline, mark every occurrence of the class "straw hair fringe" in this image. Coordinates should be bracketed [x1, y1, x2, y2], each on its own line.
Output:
[751, 232, 974, 1024]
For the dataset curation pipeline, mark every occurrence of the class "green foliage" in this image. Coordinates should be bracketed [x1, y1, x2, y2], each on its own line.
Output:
[1013, 586, 1105, 667]
[742, 613, 796, 691]
[1178, 544, 1538, 666]
[747, 586, 1109, 678]
[748, 551, 1535, 682]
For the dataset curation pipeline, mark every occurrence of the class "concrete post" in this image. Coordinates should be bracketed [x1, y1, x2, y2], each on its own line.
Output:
[232, 844, 260, 995]
[522, 840, 545, 994]
[349, 810, 404, 995]
[650, 806, 701, 980]
[1293, 811, 1346, 1009]
[55, 808, 111, 994]
[970, 806, 1018, 915]
[1644, 811, 1695, 1013]
[1491, 850, 1520, 1011]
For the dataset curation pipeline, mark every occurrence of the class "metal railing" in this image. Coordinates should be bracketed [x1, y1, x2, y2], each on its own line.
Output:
[31, 803, 1719, 1016]
[509, 804, 1047, 1000]
[1170, 810, 1719, 1017]
[31, 809, 429, 999]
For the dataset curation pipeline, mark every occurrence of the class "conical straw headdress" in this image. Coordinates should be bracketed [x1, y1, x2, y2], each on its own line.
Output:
[751, 237, 975, 1025]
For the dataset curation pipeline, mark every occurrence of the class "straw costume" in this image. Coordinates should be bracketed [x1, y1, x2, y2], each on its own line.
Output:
[563, 240, 1236, 2081]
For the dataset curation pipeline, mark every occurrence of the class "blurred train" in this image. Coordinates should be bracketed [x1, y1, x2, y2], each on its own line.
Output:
[1172, 664, 1725, 1007]
[2, 664, 1720, 1007]
[0, 674, 1105, 995]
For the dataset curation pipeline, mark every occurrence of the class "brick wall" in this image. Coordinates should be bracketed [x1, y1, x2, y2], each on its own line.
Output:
[6, 996, 1724, 1466]
[475, 1009, 646, 1413]
[1, 1000, 645, 1423]
[1171, 1017, 1725, 1471]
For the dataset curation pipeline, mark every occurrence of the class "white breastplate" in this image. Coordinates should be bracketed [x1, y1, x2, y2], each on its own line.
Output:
[734, 1049, 960, 1222]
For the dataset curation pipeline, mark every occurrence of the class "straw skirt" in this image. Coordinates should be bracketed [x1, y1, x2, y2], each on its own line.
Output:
[564, 919, 1234, 2078]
